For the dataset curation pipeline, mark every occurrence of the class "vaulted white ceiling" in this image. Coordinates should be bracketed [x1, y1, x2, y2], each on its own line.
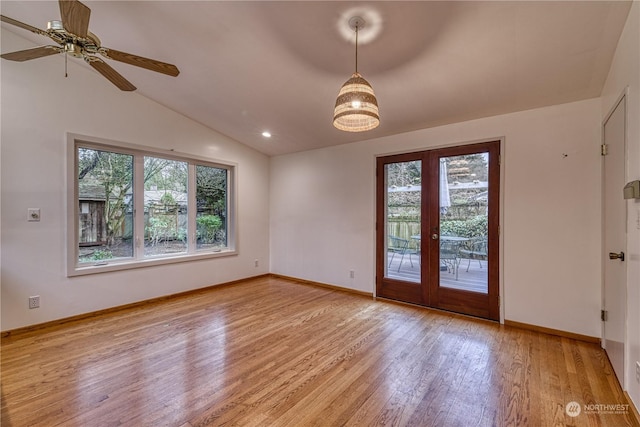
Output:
[0, 1, 632, 156]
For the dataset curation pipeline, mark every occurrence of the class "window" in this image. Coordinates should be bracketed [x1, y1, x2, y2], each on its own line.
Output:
[196, 165, 228, 250]
[143, 156, 188, 257]
[68, 135, 235, 276]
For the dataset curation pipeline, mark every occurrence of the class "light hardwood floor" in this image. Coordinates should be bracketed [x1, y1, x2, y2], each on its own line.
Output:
[1, 276, 637, 426]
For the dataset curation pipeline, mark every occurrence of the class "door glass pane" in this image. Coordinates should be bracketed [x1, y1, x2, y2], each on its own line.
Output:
[439, 154, 488, 293]
[385, 160, 421, 282]
[144, 157, 188, 257]
[77, 147, 133, 264]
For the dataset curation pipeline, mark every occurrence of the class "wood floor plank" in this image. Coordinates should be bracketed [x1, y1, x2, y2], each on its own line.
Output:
[1, 276, 637, 427]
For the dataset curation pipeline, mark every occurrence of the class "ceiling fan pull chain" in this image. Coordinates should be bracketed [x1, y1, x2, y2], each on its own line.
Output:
[64, 51, 68, 78]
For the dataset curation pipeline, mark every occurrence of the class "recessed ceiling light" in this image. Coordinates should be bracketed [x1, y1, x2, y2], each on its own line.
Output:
[262, 131, 272, 138]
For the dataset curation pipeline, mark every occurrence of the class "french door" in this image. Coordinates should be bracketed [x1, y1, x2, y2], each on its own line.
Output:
[376, 141, 500, 320]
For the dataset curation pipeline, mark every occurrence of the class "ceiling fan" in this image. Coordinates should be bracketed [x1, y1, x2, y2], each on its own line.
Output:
[0, 0, 179, 91]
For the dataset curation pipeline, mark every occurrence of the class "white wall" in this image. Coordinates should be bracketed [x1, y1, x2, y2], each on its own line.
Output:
[1, 29, 270, 331]
[271, 98, 603, 339]
[601, 0, 640, 410]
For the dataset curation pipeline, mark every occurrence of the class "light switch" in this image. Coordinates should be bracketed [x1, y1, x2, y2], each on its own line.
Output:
[28, 208, 40, 222]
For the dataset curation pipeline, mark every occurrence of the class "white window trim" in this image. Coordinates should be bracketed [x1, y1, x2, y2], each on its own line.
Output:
[66, 133, 237, 277]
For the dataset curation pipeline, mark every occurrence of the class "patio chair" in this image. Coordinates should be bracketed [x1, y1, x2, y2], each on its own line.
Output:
[388, 236, 417, 272]
[459, 237, 488, 272]
[439, 240, 461, 280]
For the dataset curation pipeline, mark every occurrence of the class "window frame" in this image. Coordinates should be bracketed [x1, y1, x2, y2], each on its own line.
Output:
[66, 133, 237, 277]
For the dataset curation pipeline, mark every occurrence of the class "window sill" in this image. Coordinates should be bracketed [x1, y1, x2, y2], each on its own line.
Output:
[68, 249, 237, 277]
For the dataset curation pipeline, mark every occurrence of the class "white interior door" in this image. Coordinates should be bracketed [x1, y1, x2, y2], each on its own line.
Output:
[602, 94, 627, 384]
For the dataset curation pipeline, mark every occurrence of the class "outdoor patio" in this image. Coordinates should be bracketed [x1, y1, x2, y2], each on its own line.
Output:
[386, 252, 488, 294]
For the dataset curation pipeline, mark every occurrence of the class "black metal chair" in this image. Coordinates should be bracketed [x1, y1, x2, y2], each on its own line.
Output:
[459, 237, 488, 272]
[440, 239, 461, 280]
[388, 236, 417, 272]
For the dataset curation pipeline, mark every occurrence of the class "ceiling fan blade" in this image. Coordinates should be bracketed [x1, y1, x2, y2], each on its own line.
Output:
[1, 15, 48, 36]
[89, 58, 136, 91]
[1, 46, 61, 62]
[100, 48, 180, 77]
[59, 0, 91, 38]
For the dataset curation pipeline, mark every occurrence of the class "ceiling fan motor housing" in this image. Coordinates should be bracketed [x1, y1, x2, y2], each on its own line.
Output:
[65, 42, 83, 57]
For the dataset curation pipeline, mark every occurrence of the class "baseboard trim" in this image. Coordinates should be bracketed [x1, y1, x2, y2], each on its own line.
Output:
[1, 274, 270, 339]
[504, 319, 600, 344]
[269, 274, 373, 298]
[624, 391, 640, 426]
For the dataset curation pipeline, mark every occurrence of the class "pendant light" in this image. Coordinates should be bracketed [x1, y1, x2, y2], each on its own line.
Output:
[333, 16, 380, 132]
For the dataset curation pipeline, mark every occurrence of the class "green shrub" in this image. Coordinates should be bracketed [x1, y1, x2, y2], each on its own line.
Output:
[147, 216, 173, 244]
[440, 215, 487, 238]
[197, 214, 222, 243]
[91, 249, 113, 261]
[160, 192, 176, 205]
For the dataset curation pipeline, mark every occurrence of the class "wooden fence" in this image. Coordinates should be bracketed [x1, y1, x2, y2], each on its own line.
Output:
[387, 217, 421, 248]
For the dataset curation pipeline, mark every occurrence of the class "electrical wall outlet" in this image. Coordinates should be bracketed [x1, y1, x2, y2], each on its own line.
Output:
[27, 208, 40, 222]
[28, 295, 40, 309]
[254, 259, 259, 267]
[349, 270, 355, 279]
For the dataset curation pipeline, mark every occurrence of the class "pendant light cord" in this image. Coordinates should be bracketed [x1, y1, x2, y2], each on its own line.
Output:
[355, 24, 359, 74]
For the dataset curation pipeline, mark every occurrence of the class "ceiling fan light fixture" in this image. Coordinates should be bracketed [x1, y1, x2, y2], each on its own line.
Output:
[333, 16, 379, 133]
[47, 20, 64, 31]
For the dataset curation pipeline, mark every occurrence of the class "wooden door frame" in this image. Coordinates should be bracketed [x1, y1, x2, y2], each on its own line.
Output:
[376, 141, 501, 321]
[376, 151, 426, 306]
[427, 141, 501, 321]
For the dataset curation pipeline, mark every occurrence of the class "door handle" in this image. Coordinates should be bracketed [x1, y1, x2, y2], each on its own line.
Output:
[609, 251, 625, 261]
[431, 233, 439, 240]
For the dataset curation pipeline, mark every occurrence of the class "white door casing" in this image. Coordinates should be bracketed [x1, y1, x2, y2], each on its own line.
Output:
[602, 93, 627, 385]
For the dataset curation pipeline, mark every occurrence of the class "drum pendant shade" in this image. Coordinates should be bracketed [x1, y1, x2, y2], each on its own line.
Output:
[333, 18, 379, 132]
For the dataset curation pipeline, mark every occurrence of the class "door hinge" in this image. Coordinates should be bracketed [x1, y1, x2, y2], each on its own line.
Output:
[601, 144, 608, 156]
[601, 309, 608, 322]
[498, 295, 501, 307]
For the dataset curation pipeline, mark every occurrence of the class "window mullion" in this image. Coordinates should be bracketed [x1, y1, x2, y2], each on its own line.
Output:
[133, 154, 146, 260]
[187, 163, 197, 254]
